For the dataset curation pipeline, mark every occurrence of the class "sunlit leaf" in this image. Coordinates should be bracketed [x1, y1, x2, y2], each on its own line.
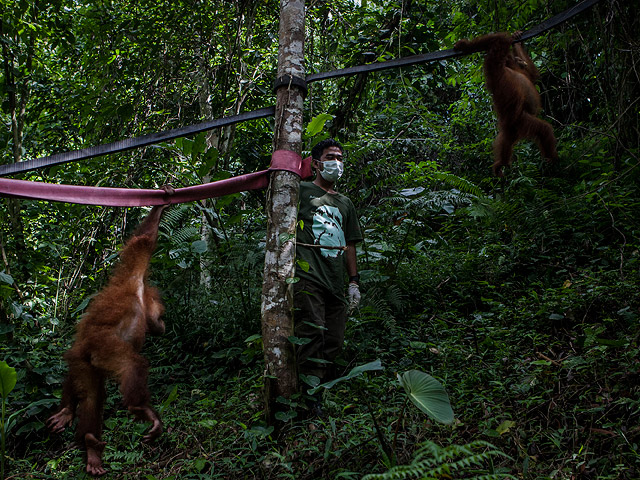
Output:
[398, 370, 454, 424]
[306, 113, 333, 137]
[496, 420, 516, 435]
[0, 361, 17, 399]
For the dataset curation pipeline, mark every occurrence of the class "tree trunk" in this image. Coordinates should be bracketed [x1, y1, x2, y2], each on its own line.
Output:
[195, 3, 259, 290]
[261, 0, 305, 423]
[1, 10, 36, 279]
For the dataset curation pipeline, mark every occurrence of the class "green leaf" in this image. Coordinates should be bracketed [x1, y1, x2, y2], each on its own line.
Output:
[496, 420, 516, 435]
[193, 457, 207, 473]
[300, 374, 321, 388]
[244, 334, 262, 343]
[192, 132, 207, 156]
[302, 320, 327, 331]
[191, 240, 208, 254]
[275, 410, 297, 422]
[180, 138, 193, 156]
[288, 336, 312, 345]
[0, 324, 14, 335]
[306, 113, 333, 137]
[398, 370, 454, 424]
[198, 147, 219, 177]
[308, 358, 331, 364]
[247, 424, 274, 437]
[0, 361, 17, 399]
[0, 271, 14, 284]
[216, 192, 239, 209]
[279, 232, 294, 245]
[308, 359, 383, 394]
[595, 337, 626, 347]
[72, 295, 93, 315]
[162, 386, 179, 409]
[197, 419, 218, 429]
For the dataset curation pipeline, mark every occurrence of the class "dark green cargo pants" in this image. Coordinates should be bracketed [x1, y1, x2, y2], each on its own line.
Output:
[294, 277, 347, 383]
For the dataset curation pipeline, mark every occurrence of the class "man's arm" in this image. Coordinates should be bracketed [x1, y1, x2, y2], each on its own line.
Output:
[346, 241, 361, 311]
[346, 242, 358, 279]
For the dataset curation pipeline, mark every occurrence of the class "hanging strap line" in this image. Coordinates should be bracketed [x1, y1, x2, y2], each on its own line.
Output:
[0, 107, 275, 177]
[306, 0, 600, 83]
[516, 0, 600, 43]
[0, 151, 312, 206]
[0, 0, 599, 184]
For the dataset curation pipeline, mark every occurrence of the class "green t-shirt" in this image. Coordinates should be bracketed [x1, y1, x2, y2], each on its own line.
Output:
[296, 182, 363, 298]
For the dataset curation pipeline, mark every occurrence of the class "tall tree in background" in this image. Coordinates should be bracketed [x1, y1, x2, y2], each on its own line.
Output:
[261, 0, 305, 422]
[0, 0, 42, 280]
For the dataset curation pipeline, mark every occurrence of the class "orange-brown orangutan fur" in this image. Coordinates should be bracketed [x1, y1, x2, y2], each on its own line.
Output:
[454, 31, 558, 176]
[47, 200, 171, 477]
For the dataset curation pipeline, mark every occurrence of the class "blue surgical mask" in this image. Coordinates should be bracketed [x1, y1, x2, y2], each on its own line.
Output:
[319, 160, 344, 182]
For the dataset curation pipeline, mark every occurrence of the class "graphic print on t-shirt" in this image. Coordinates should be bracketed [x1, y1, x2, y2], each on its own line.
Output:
[312, 205, 345, 258]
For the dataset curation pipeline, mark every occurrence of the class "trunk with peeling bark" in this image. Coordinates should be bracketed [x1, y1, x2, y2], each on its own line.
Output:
[1, 11, 35, 277]
[261, 0, 305, 423]
[195, 3, 260, 292]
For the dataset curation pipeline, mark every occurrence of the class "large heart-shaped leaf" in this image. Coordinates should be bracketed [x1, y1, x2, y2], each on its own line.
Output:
[398, 370, 454, 424]
[0, 361, 17, 399]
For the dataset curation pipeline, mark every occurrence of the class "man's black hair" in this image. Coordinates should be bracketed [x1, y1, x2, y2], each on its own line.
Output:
[311, 138, 343, 160]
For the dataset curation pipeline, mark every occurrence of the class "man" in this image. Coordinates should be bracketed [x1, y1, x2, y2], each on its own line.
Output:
[294, 138, 363, 414]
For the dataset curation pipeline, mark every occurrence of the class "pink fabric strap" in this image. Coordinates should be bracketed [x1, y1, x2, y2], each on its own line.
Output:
[0, 150, 312, 207]
[270, 149, 313, 179]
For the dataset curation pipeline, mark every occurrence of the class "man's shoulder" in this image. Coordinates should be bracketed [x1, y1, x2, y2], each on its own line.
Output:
[300, 181, 319, 192]
[299, 182, 355, 206]
[334, 191, 355, 206]
[299, 182, 320, 199]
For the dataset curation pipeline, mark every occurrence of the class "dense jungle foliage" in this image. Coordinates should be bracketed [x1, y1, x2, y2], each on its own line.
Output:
[1, 0, 639, 478]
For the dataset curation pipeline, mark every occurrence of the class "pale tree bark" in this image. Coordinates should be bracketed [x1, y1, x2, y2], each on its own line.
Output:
[261, 0, 305, 423]
[197, 76, 223, 291]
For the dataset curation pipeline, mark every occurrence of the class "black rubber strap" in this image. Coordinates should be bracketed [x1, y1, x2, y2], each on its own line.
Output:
[307, 49, 462, 84]
[307, 0, 600, 83]
[273, 74, 308, 96]
[0, 107, 275, 177]
[517, 0, 601, 43]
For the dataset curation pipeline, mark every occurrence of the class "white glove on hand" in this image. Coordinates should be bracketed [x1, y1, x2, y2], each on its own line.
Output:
[348, 282, 361, 313]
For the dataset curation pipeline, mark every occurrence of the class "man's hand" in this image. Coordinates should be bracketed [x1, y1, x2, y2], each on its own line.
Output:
[348, 283, 361, 313]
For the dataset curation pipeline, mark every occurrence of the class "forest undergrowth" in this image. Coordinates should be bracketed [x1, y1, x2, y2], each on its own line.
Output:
[3, 148, 639, 479]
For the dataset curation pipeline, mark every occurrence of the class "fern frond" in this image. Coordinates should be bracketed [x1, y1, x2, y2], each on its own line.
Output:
[362, 441, 515, 480]
[169, 226, 199, 244]
[384, 283, 405, 312]
[161, 203, 192, 230]
[433, 171, 486, 198]
[386, 190, 475, 213]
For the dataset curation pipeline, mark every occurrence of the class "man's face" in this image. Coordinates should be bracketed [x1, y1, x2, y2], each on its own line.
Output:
[316, 146, 344, 171]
